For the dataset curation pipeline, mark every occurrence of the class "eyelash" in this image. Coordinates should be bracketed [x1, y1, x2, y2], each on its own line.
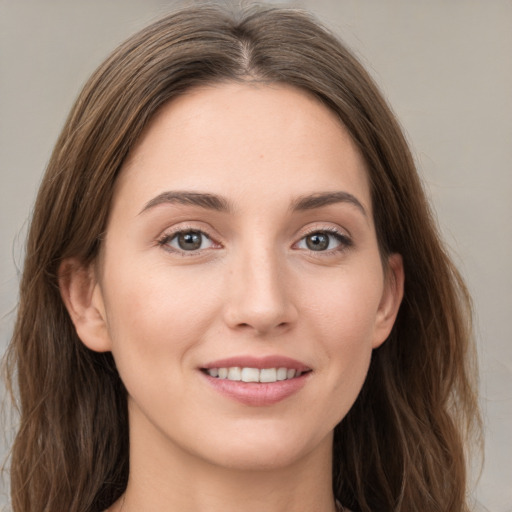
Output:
[157, 226, 352, 255]
[296, 227, 353, 254]
[157, 227, 219, 256]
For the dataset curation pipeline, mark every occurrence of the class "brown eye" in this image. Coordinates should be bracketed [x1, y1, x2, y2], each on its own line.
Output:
[165, 230, 213, 251]
[305, 232, 330, 251]
[178, 231, 202, 250]
[296, 230, 351, 252]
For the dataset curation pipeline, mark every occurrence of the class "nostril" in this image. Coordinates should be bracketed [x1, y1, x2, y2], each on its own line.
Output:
[223, 289, 298, 334]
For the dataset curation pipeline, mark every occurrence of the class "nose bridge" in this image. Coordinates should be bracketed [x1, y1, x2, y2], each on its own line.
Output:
[224, 236, 296, 334]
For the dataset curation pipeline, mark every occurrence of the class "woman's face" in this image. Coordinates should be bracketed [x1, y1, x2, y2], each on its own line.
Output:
[74, 83, 403, 471]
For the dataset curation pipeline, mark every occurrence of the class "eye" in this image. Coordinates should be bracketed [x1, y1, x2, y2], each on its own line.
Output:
[161, 230, 215, 252]
[296, 230, 351, 252]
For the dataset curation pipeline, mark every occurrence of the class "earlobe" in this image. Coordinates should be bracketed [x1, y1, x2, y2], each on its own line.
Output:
[58, 258, 112, 352]
[373, 253, 404, 349]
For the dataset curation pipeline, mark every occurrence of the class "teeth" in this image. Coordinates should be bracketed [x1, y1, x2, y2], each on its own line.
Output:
[206, 366, 304, 382]
[276, 367, 287, 381]
[241, 367, 259, 382]
[259, 368, 277, 383]
[227, 367, 241, 381]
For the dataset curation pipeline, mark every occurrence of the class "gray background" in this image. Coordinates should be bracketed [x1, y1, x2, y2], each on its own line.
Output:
[1, 1, 511, 510]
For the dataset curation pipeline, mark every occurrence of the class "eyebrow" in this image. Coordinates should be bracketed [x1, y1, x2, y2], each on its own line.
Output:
[291, 191, 367, 216]
[139, 190, 367, 217]
[140, 191, 232, 214]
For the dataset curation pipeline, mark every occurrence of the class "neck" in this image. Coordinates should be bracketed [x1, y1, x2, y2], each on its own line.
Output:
[114, 406, 338, 512]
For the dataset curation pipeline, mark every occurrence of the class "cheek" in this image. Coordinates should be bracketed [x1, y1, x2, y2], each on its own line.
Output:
[302, 262, 384, 345]
[101, 259, 223, 379]
[298, 262, 384, 401]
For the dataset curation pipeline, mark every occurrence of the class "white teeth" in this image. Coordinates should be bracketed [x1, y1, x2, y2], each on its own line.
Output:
[206, 366, 305, 382]
[227, 367, 241, 381]
[241, 367, 260, 382]
[259, 368, 277, 383]
[276, 367, 288, 381]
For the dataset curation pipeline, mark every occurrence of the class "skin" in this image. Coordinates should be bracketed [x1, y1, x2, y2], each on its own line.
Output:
[61, 82, 403, 512]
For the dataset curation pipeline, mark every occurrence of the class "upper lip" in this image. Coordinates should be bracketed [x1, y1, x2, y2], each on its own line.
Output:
[201, 355, 311, 372]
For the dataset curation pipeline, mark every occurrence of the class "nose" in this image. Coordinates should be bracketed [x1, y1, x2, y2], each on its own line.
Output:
[223, 244, 298, 336]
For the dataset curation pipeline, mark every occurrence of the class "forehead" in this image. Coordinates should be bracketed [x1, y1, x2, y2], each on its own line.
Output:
[115, 82, 371, 215]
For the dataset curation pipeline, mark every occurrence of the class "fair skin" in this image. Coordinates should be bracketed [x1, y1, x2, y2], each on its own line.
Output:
[60, 82, 403, 512]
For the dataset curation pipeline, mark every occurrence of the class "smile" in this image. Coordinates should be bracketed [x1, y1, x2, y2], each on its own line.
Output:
[201, 355, 312, 406]
[203, 367, 305, 382]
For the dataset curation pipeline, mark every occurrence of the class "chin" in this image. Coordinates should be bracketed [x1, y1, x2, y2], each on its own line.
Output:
[203, 446, 308, 472]
[191, 422, 334, 472]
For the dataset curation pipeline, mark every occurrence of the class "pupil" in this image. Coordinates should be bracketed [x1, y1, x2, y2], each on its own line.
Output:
[178, 231, 202, 250]
[306, 233, 329, 251]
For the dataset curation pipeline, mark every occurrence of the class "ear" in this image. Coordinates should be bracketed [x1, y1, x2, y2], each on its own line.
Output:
[58, 258, 112, 352]
[372, 253, 404, 349]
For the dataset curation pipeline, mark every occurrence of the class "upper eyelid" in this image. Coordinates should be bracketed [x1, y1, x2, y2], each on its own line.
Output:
[159, 222, 220, 239]
[295, 228, 351, 247]
[159, 227, 218, 244]
[300, 226, 347, 236]
[296, 223, 352, 240]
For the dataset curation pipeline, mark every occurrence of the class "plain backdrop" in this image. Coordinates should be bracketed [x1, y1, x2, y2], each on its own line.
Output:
[1, 1, 511, 510]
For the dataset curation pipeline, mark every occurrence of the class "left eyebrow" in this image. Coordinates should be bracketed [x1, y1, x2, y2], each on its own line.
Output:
[139, 191, 232, 215]
[290, 191, 367, 217]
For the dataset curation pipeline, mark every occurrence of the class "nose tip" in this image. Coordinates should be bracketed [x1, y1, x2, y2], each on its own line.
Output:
[226, 304, 295, 335]
[223, 254, 298, 336]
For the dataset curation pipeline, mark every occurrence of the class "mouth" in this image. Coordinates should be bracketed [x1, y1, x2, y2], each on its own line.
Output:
[201, 366, 311, 383]
[199, 355, 312, 406]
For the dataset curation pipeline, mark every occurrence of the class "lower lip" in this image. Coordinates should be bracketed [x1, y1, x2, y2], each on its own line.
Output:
[201, 372, 310, 406]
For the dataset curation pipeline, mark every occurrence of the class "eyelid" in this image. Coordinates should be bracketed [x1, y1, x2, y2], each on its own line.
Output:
[156, 223, 223, 255]
[155, 221, 353, 256]
[293, 225, 353, 253]
[300, 224, 351, 238]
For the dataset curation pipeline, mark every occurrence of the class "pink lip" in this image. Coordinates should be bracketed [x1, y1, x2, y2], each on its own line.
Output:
[202, 355, 311, 372]
[200, 355, 312, 407]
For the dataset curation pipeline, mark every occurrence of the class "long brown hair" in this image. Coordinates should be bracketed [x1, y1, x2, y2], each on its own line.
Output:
[4, 4, 481, 511]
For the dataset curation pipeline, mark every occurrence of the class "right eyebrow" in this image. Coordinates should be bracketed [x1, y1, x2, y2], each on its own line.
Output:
[290, 191, 367, 217]
[139, 191, 232, 215]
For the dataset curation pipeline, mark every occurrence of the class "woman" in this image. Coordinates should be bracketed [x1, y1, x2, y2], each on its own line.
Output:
[4, 4, 481, 512]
